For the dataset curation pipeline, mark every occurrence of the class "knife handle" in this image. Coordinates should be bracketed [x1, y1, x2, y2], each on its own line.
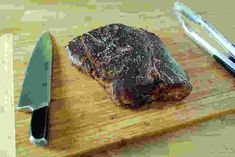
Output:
[29, 106, 49, 146]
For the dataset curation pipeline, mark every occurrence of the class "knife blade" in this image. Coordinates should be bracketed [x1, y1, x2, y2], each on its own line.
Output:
[17, 32, 53, 146]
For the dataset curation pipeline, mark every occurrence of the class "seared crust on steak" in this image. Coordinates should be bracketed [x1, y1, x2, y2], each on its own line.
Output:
[65, 23, 192, 108]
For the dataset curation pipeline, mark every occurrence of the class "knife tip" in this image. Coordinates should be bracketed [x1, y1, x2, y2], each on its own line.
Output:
[41, 31, 53, 39]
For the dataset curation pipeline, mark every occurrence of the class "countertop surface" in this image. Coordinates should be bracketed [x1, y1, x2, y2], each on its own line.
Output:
[1, 0, 235, 157]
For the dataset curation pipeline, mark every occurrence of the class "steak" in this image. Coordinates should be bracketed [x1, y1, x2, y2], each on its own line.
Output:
[65, 23, 192, 108]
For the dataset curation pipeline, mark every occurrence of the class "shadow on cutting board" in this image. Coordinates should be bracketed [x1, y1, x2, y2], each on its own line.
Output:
[47, 35, 80, 151]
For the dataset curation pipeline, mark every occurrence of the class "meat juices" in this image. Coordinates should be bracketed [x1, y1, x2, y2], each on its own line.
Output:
[65, 23, 192, 108]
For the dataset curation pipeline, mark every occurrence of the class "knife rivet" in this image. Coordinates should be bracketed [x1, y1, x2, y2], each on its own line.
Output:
[42, 82, 47, 86]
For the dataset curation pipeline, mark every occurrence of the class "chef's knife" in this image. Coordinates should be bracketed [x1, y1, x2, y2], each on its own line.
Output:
[17, 32, 53, 146]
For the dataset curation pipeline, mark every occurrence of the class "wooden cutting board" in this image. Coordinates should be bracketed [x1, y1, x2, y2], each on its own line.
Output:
[15, 29, 235, 157]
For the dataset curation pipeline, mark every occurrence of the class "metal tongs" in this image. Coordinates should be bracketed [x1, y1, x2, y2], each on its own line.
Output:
[173, 1, 235, 75]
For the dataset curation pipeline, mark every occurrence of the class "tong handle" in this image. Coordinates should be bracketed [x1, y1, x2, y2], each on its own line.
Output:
[213, 55, 235, 76]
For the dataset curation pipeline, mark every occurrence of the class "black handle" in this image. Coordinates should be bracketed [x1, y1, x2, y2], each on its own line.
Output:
[213, 55, 235, 76]
[228, 56, 235, 63]
[29, 106, 49, 146]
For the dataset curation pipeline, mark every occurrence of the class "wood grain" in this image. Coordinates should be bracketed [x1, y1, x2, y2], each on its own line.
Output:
[15, 29, 235, 157]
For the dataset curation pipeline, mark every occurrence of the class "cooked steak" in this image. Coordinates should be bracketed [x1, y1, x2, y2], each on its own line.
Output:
[65, 23, 192, 108]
